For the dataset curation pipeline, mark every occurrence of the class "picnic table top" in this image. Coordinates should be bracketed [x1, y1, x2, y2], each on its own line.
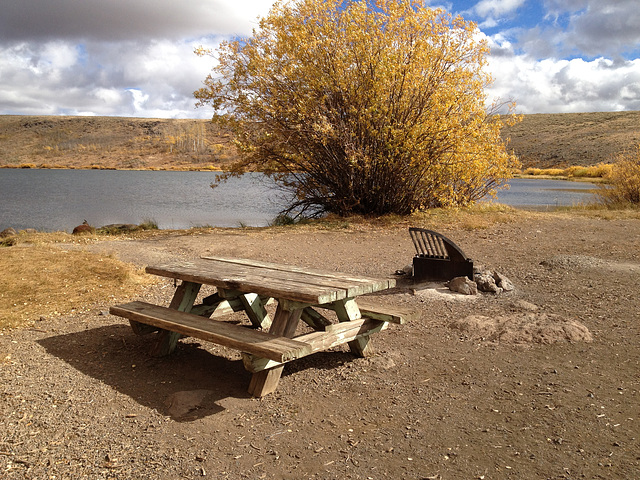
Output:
[145, 256, 396, 305]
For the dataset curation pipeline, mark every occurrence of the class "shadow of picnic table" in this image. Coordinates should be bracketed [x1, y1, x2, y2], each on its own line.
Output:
[38, 322, 353, 421]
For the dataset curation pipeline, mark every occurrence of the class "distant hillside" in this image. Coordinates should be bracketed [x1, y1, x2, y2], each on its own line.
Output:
[0, 116, 238, 170]
[502, 111, 640, 168]
[1, 112, 639, 170]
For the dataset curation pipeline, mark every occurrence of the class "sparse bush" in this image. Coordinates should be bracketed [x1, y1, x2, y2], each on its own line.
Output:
[0, 237, 17, 247]
[139, 219, 159, 230]
[585, 163, 614, 178]
[598, 145, 640, 205]
[270, 214, 297, 226]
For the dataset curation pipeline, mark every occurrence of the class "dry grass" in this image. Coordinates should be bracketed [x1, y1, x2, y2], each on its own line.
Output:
[278, 203, 529, 232]
[521, 163, 614, 179]
[0, 242, 151, 329]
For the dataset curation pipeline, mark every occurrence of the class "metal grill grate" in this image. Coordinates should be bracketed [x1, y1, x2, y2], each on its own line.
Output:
[409, 227, 474, 281]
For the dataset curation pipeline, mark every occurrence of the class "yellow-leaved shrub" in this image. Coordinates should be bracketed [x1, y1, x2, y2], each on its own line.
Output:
[599, 145, 640, 205]
[195, 0, 520, 216]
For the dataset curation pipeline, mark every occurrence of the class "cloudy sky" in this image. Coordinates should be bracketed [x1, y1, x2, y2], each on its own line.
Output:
[0, 0, 638, 118]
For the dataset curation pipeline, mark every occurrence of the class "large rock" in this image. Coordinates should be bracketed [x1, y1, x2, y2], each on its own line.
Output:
[72, 222, 95, 235]
[475, 271, 502, 294]
[0, 227, 17, 238]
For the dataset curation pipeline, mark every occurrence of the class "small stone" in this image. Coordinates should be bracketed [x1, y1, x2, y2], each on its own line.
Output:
[510, 300, 539, 312]
[449, 276, 478, 295]
[493, 271, 515, 291]
[395, 265, 413, 276]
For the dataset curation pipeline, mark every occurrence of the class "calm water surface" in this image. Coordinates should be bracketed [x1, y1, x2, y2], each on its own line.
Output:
[0, 170, 284, 232]
[488, 177, 597, 208]
[0, 169, 598, 232]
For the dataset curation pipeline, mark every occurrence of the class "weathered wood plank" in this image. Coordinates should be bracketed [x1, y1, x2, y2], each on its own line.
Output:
[110, 301, 310, 362]
[201, 256, 395, 296]
[329, 298, 362, 322]
[242, 318, 387, 373]
[300, 307, 332, 331]
[146, 261, 341, 305]
[357, 299, 417, 324]
[239, 292, 272, 329]
[188, 294, 243, 317]
[347, 336, 372, 358]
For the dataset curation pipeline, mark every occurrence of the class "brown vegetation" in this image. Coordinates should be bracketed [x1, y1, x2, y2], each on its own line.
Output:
[0, 232, 151, 328]
[597, 144, 640, 205]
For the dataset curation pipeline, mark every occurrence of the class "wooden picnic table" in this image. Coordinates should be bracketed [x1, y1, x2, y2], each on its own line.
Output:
[110, 256, 410, 397]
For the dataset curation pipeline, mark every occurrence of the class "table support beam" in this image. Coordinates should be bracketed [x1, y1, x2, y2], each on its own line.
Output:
[332, 298, 373, 357]
[150, 281, 201, 357]
[247, 302, 302, 397]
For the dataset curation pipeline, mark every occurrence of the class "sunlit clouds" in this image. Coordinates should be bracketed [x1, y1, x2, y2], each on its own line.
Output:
[0, 0, 638, 117]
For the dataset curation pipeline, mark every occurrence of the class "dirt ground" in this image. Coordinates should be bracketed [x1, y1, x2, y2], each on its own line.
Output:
[1, 213, 639, 479]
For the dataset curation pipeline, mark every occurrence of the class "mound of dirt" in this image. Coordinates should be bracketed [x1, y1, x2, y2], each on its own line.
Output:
[540, 254, 605, 270]
[450, 313, 593, 345]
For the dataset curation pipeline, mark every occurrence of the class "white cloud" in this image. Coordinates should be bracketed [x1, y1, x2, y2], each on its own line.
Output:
[520, 0, 640, 59]
[0, 0, 638, 117]
[474, 0, 526, 18]
[566, 2, 640, 57]
[487, 52, 640, 113]
[0, 1, 277, 117]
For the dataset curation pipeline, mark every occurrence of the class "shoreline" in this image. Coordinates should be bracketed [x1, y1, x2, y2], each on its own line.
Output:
[2, 164, 610, 182]
[0, 164, 224, 172]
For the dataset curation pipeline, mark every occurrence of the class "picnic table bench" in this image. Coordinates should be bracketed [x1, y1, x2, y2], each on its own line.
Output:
[110, 256, 412, 397]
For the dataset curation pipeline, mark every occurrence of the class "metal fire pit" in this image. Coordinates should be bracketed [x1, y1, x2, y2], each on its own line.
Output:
[409, 227, 474, 281]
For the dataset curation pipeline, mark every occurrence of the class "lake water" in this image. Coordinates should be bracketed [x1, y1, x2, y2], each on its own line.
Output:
[0, 169, 598, 232]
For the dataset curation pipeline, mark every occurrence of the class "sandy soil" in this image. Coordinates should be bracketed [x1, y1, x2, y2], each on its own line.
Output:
[1, 213, 639, 479]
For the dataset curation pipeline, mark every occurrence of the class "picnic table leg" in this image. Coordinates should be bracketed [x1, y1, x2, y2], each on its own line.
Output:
[247, 301, 302, 397]
[150, 281, 201, 357]
[333, 298, 373, 358]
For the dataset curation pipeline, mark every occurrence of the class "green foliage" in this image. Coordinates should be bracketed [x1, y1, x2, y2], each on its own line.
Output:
[0, 237, 17, 247]
[270, 214, 297, 227]
[139, 218, 159, 230]
[196, 0, 519, 216]
[598, 145, 640, 205]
